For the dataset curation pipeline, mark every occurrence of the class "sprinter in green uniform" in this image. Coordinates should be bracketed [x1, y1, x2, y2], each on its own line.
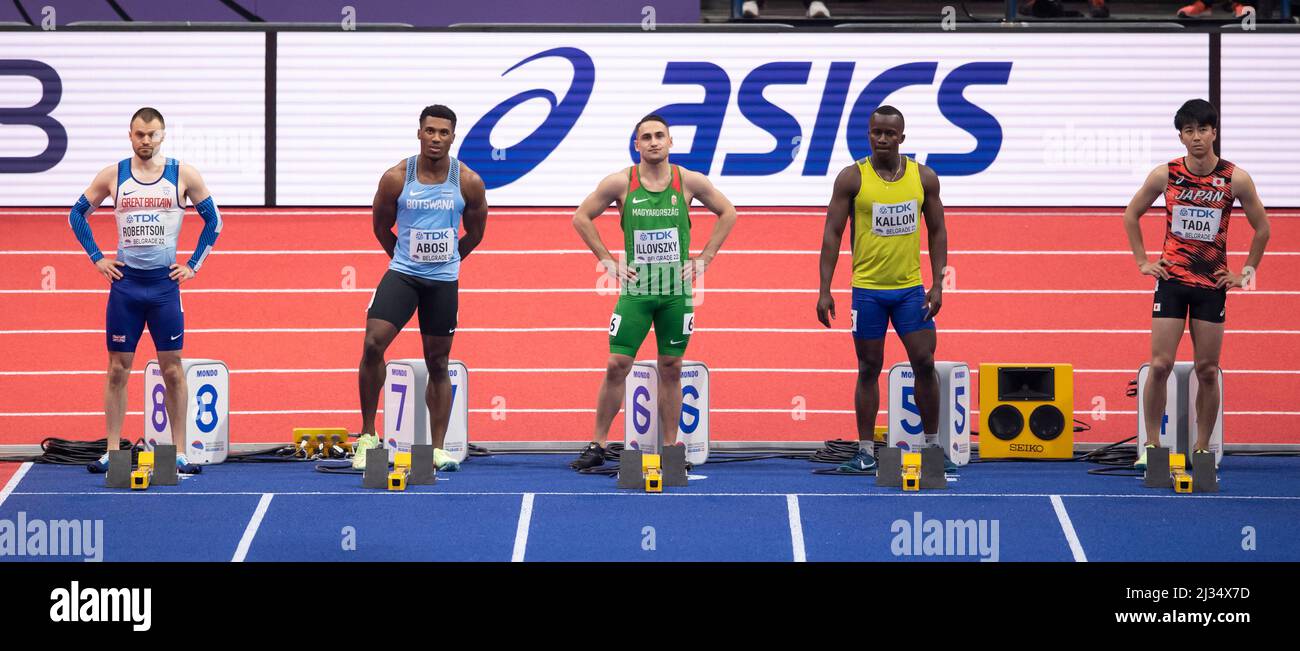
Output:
[569, 114, 738, 470]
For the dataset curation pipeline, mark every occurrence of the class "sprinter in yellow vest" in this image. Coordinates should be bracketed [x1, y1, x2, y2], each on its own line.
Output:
[568, 114, 738, 470]
[816, 106, 952, 473]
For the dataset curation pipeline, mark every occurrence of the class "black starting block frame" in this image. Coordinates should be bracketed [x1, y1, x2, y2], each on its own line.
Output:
[617, 445, 688, 490]
[363, 444, 437, 489]
[106, 445, 179, 489]
[1143, 447, 1172, 488]
[876, 447, 948, 489]
[1144, 446, 1219, 493]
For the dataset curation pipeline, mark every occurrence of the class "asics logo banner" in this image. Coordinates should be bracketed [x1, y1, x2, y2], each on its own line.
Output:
[460, 48, 1009, 189]
[459, 47, 596, 189]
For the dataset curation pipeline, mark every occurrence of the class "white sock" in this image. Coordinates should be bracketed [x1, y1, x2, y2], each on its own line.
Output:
[859, 440, 873, 456]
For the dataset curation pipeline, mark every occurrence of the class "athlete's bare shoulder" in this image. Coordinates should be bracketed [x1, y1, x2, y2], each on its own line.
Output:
[916, 161, 940, 192]
[832, 162, 861, 196]
[460, 161, 486, 189]
[1145, 163, 1170, 186]
[595, 168, 630, 200]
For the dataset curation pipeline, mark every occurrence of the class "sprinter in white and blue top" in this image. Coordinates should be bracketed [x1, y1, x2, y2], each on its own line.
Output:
[356, 104, 489, 473]
[68, 107, 222, 475]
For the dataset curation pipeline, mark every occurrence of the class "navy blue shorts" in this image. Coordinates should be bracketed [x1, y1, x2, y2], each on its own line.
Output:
[851, 285, 935, 340]
[106, 266, 184, 353]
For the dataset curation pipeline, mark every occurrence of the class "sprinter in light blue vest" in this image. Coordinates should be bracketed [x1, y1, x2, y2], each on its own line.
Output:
[354, 105, 489, 472]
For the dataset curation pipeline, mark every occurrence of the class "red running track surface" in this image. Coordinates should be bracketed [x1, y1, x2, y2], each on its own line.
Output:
[0, 207, 1295, 446]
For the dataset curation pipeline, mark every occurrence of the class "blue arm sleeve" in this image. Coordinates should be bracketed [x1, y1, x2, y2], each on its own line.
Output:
[187, 196, 223, 271]
[68, 195, 103, 263]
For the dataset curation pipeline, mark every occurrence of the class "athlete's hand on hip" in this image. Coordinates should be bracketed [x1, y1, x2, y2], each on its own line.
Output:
[1138, 259, 1172, 280]
[600, 258, 637, 285]
[94, 258, 125, 282]
[681, 255, 710, 284]
[169, 263, 195, 284]
[924, 286, 943, 321]
[816, 292, 836, 328]
[1214, 268, 1246, 290]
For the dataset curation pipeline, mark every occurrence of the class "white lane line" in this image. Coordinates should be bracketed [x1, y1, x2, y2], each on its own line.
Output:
[787, 494, 807, 563]
[231, 492, 275, 563]
[1050, 494, 1088, 563]
[0, 462, 34, 510]
[511, 493, 535, 563]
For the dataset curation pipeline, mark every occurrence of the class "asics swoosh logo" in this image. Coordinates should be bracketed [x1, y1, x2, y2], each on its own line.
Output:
[1174, 177, 1185, 185]
[632, 197, 650, 204]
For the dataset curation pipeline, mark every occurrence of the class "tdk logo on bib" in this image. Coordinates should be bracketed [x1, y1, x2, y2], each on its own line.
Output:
[872, 200, 918, 237]
[634, 228, 680, 264]
[1172, 205, 1221, 243]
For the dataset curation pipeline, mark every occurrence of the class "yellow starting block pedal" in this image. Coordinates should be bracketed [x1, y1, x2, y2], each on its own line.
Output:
[131, 451, 155, 490]
[901, 452, 921, 491]
[645, 468, 663, 492]
[1169, 453, 1186, 473]
[388, 452, 412, 491]
[1168, 453, 1192, 493]
[643, 453, 662, 493]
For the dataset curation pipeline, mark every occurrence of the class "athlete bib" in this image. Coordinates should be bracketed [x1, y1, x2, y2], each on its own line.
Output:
[119, 214, 170, 248]
[409, 228, 456, 263]
[1170, 204, 1222, 243]
[871, 200, 919, 237]
[633, 227, 681, 265]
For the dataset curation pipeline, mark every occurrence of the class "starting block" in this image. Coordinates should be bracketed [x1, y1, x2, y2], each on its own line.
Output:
[1144, 447, 1218, 493]
[388, 452, 411, 491]
[618, 445, 687, 491]
[364, 444, 436, 490]
[901, 452, 921, 491]
[131, 451, 154, 490]
[643, 454, 663, 493]
[107, 445, 178, 490]
[877, 447, 948, 490]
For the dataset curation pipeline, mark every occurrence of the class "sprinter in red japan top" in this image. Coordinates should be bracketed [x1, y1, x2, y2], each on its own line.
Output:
[1122, 99, 1271, 470]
